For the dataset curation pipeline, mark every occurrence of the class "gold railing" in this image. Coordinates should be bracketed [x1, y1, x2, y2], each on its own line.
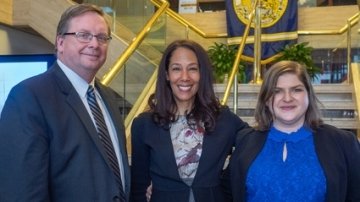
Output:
[124, 71, 158, 150]
[151, 0, 226, 38]
[221, 12, 360, 106]
[351, 63, 360, 137]
[99, 0, 169, 147]
[102, 1, 359, 109]
[100, 0, 169, 85]
[98, 1, 360, 142]
[220, 0, 258, 106]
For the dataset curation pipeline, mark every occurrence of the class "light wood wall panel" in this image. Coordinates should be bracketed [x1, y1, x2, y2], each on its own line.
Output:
[0, 0, 14, 25]
[165, 5, 360, 49]
[298, 5, 360, 49]
[0, 0, 30, 25]
[298, 5, 358, 30]
[28, 0, 74, 43]
[12, 0, 30, 25]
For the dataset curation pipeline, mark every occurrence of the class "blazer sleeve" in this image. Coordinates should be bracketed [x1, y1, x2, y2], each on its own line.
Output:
[0, 83, 50, 201]
[340, 130, 360, 201]
[221, 127, 258, 202]
[220, 106, 251, 147]
[130, 114, 151, 202]
[317, 125, 360, 202]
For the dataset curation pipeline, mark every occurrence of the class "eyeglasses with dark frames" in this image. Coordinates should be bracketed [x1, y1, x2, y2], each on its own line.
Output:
[62, 32, 112, 44]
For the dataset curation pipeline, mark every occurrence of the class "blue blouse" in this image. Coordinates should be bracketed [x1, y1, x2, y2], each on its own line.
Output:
[246, 126, 326, 202]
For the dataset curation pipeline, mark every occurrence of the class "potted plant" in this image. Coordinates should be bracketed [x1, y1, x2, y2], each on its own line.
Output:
[274, 42, 321, 80]
[207, 42, 246, 83]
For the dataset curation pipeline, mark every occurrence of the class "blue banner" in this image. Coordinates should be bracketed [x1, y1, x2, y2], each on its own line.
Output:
[225, 0, 298, 59]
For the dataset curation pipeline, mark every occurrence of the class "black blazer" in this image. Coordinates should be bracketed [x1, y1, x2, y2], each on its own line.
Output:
[0, 63, 130, 201]
[130, 108, 248, 202]
[224, 124, 360, 202]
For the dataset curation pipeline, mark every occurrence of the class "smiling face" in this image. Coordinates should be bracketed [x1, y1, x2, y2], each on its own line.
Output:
[267, 73, 309, 133]
[166, 47, 200, 115]
[56, 11, 109, 83]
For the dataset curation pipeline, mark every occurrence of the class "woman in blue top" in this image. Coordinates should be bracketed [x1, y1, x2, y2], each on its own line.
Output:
[224, 60, 360, 202]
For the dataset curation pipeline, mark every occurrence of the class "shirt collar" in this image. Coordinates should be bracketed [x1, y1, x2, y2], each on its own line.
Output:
[269, 125, 312, 143]
[57, 59, 95, 99]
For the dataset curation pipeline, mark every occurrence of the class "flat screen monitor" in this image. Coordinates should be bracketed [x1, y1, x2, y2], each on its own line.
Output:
[0, 54, 56, 114]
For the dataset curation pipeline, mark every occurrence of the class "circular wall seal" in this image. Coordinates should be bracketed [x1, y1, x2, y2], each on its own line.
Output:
[233, 0, 288, 28]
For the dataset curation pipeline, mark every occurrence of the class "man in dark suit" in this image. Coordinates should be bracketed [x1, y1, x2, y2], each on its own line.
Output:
[0, 4, 130, 201]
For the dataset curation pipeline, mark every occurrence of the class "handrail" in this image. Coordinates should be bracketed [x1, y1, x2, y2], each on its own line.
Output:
[118, 2, 360, 112]
[350, 63, 360, 137]
[229, 12, 360, 65]
[124, 70, 157, 149]
[100, 0, 169, 151]
[99, 1, 360, 139]
[220, 0, 258, 106]
[100, 0, 169, 85]
[151, 0, 226, 38]
[149, 3, 359, 40]
[124, 71, 157, 130]
[221, 8, 359, 106]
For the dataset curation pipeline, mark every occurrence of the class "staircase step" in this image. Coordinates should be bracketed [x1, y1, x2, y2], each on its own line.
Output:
[240, 117, 359, 129]
[229, 100, 356, 110]
[215, 83, 354, 105]
[214, 83, 353, 96]
[214, 83, 358, 130]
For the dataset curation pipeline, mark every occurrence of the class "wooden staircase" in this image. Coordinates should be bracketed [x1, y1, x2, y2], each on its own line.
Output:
[214, 83, 359, 132]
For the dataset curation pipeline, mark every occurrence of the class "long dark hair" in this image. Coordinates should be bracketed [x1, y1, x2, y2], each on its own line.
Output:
[148, 39, 220, 131]
[255, 60, 323, 131]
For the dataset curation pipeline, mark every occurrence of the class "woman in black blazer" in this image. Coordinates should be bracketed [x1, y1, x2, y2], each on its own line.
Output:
[130, 39, 248, 202]
[224, 61, 360, 202]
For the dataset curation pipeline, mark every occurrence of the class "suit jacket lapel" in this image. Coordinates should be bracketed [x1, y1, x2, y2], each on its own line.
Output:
[192, 129, 228, 184]
[160, 127, 183, 180]
[51, 64, 116, 173]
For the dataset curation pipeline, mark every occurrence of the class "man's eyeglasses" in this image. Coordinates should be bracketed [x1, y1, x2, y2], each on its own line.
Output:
[62, 32, 112, 44]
